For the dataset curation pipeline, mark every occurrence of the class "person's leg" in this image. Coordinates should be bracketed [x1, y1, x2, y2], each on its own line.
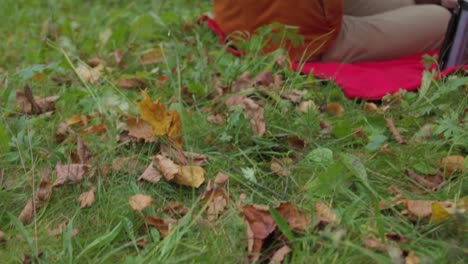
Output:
[321, 5, 451, 62]
[344, 0, 416, 16]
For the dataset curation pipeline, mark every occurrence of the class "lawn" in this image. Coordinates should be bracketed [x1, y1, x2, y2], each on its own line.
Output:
[0, 0, 467, 263]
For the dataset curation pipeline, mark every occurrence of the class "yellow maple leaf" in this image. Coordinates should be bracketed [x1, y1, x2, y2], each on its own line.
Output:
[136, 91, 183, 147]
[174, 165, 205, 188]
[430, 202, 452, 224]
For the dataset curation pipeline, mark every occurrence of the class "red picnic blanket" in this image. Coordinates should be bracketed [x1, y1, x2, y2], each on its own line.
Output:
[204, 16, 466, 100]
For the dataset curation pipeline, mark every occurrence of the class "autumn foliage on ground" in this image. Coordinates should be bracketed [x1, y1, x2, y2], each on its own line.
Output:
[0, 1, 467, 263]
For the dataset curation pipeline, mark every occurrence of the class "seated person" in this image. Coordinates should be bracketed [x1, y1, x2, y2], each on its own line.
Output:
[213, 0, 456, 62]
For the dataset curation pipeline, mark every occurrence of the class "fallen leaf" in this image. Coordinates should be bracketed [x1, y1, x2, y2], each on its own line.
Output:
[214, 172, 229, 185]
[405, 252, 421, 264]
[404, 170, 444, 192]
[299, 100, 316, 113]
[363, 237, 387, 252]
[112, 156, 144, 174]
[402, 200, 454, 221]
[364, 102, 383, 114]
[55, 122, 72, 143]
[438, 155, 464, 177]
[48, 221, 79, 237]
[145, 216, 176, 237]
[114, 50, 125, 69]
[201, 189, 228, 221]
[270, 158, 293, 177]
[184, 152, 210, 166]
[326, 102, 344, 118]
[226, 95, 265, 136]
[79, 124, 107, 135]
[232, 71, 254, 92]
[36, 178, 53, 202]
[18, 198, 35, 225]
[16, 88, 59, 115]
[282, 90, 305, 104]
[243, 205, 277, 262]
[175, 165, 205, 188]
[386, 118, 407, 144]
[162, 201, 189, 219]
[254, 71, 274, 87]
[276, 203, 311, 232]
[129, 194, 153, 212]
[77, 187, 96, 208]
[138, 162, 162, 184]
[75, 62, 104, 84]
[66, 115, 89, 126]
[139, 48, 165, 65]
[315, 202, 340, 227]
[207, 113, 226, 124]
[385, 232, 409, 244]
[287, 136, 307, 150]
[76, 137, 92, 164]
[136, 91, 183, 147]
[270, 245, 291, 264]
[154, 155, 179, 181]
[116, 77, 146, 90]
[430, 202, 452, 224]
[54, 164, 90, 187]
[126, 117, 155, 142]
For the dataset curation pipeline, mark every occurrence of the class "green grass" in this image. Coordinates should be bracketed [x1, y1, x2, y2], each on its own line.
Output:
[0, 0, 467, 263]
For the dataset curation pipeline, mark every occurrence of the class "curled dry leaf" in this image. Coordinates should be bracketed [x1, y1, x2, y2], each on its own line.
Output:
[276, 203, 311, 232]
[75, 62, 104, 84]
[270, 245, 291, 264]
[162, 201, 189, 219]
[243, 205, 277, 262]
[154, 155, 179, 181]
[270, 158, 293, 177]
[226, 95, 266, 137]
[77, 137, 92, 164]
[78, 187, 96, 208]
[139, 48, 165, 65]
[184, 152, 210, 166]
[315, 202, 340, 227]
[129, 194, 153, 212]
[281, 90, 305, 104]
[326, 102, 344, 118]
[214, 172, 229, 185]
[145, 216, 176, 237]
[386, 118, 407, 144]
[299, 100, 316, 113]
[201, 188, 229, 221]
[18, 199, 36, 225]
[66, 114, 90, 126]
[438, 155, 464, 177]
[364, 102, 383, 114]
[126, 117, 155, 142]
[79, 124, 107, 135]
[15, 88, 59, 115]
[19, 178, 53, 224]
[54, 164, 90, 187]
[116, 77, 146, 90]
[287, 135, 307, 150]
[138, 162, 162, 184]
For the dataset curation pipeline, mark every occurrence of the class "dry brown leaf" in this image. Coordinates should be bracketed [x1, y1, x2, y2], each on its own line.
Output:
[78, 187, 96, 208]
[66, 115, 90, 126]
[287, 135, 307, 150]
[48, 221, 80, 237]
[315, 202, 340, 227]
[145, 216, 176, 237]
[299, 100, 316, 113]
[126, 117, 155, 142]
[138, 162, 162, 184]
[243, 204, 277, 262]
[326, 102, 344, 118]
[270, 245, 291, 264]
[385, 232, 409, 244]
[54, 164, 90, 187]
[405, 252, 421, 264]
[116, 78, 146, 90]
[75, 62, 104, 84]
[270, 158, 293, 177]
[232, 71, 254, 92]
[136, 91, 183, 147]
[139, 48, 165, 65]
[129, 194, 153, 212]
[154, 155, 179, 181]
[254, 71, 274, 87]
[15, 88, 59, 115]
[438, 155, 464, 177]
[282, 90, 305, 104]
[79, 124, 107, 135]
[114, 50, 125, 69]
[276, 202, 311, 232]
[404, 170, 444, 192]
[55, 122, 72, 143]
[207, 113, 226, 124]
[184, 152, 210, 166]
[77, 137, 92, 164]
[363, 237, 387, 252]
[112, 156, 144, 174]
[214, 172, 229, 185]
[386, 118, 407, 144]
[364, 102, 383, 114]
[201, 189, 229, 221]
[175, 165, 205, 188]
[162, 201, 189, 219]
[226, 95, 265, 136]
[36, 178, 53, 202]
[18, 198, 35, 225]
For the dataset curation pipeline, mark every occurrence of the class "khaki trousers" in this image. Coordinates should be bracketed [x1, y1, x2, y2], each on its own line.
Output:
[321, 0, 451, 62]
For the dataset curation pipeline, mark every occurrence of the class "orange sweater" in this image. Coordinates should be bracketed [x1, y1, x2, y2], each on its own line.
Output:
[213, 0, 343, 61]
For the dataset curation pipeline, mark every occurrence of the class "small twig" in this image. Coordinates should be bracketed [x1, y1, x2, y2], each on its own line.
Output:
[385, 117, 407, 144]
